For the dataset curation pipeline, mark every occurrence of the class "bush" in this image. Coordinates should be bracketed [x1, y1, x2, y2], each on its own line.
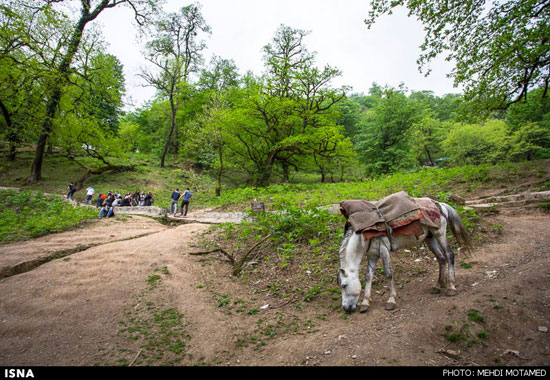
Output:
[442, 120, 510, 165]
[251, 206, 341, 244]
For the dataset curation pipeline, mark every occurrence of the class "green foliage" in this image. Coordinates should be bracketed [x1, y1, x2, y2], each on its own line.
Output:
[354, 85, 422, 175]
[0, 189, 97, 243]
[206, 163, 498, 212]
[366, 0, 550, 113]
[442, 120, 511, 165]
[250, 206, 340, 244]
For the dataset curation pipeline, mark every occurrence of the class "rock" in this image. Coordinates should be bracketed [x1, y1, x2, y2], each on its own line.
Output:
[538, 326, 548, 333]
[502, 350, 520, 357]
[437, 349, 460, 360]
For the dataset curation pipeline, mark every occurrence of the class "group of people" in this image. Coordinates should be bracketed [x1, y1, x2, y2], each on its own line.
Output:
[66, 182, 192, 219]
[94, 190, 156, 218]
[170, 188, 192, 217]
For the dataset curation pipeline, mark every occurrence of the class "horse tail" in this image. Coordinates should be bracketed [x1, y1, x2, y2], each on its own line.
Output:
[439, 202, 473, 255]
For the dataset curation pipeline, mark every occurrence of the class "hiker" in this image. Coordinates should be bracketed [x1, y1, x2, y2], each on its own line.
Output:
[131, 190, 140, 206]
[143, 191, 154, 206]
[66, 182, 76, 201]
[105, 193, 115, 208]
[179, 188, 192, 216]
[85, 186, 95, 205]
[95, 194, 104, 208]
[139, 191, 146, 206]
[98, 204, 114, 218]
[170, 188, 180, 215]
[121, 193, 131, 207]
[112, 195, 121, 207]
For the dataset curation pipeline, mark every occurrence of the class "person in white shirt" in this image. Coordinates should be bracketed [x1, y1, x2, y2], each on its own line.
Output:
[85, 186, 95, 205]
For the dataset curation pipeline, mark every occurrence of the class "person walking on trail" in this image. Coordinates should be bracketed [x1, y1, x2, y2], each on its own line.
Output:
[170, 188, 180, 216]
[179, 188, 192, 216]
[67, 182, 76, 201]
[85, 186, 95, 205]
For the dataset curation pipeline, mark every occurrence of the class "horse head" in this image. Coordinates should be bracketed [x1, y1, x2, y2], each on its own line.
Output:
[338, 226, 362, 312]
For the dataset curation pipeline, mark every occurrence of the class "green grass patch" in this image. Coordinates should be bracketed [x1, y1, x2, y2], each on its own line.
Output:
[0, 189, 97, 244]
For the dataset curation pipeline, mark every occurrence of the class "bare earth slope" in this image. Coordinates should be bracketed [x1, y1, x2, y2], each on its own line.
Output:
[0, 209, 549, 366]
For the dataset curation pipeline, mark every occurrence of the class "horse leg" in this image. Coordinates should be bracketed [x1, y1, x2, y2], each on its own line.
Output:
[441, 239, 457, 296]
[425, 237, 448, 294]
[379, 239, 397, 310]
[359, 255, 378, 313]
[432, 233, 457, 296]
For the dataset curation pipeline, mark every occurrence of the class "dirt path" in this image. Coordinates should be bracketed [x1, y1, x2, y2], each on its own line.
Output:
[0, 209, 549, 366]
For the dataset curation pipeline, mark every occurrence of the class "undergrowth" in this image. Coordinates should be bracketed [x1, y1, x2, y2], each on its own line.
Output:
[0, 189, 97, 243]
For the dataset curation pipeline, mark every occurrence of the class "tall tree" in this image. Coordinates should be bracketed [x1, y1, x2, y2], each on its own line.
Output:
[26, 0, 159, 183]
[366, 0, 550, 114]
[139, 3, 210, 167]
[354, 85, 422, 174]
[234, 25, 349, 186]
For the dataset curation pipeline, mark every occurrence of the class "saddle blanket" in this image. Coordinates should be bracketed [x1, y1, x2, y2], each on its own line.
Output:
[340, 192, 443, 241]
[340, 191, 420, 233]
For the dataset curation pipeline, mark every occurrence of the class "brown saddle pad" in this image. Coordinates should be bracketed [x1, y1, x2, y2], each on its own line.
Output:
[340, 192, 442, 238]
[340, 191, 420, 233]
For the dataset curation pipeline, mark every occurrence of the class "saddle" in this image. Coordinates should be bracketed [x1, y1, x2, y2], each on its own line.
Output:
[340, 191, 442, 247]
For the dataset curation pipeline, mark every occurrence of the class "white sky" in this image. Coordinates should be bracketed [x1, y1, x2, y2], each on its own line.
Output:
[96, 0, 460, 110]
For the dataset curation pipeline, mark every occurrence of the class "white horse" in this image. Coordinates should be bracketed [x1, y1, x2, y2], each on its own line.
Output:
[337, 201, 470, 313]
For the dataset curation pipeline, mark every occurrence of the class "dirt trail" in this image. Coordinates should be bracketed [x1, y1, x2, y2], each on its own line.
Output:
[0, 208, 549, 366]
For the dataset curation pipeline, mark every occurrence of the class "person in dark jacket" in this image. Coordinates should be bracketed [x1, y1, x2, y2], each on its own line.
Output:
[96, 194, 104, 208]
[170, 188, 180, 215]
[143, 191, 154, 206]
[67, 182, 76, 200]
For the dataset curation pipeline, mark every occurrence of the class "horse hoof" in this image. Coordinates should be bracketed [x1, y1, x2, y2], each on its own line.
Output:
[446, 289, 458, 297]
[359, 305, 369, 313]
[431, 287, 442, 294]
[385, 302, 396, 311]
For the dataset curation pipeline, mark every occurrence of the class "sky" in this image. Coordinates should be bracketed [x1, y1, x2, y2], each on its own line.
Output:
[96, 0, 460, 110]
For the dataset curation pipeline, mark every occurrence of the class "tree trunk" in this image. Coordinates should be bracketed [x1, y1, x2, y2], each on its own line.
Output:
[29, 85, 63, 182]
[160, 96, 177, 168]
[28, 13, 89, 183]
[0, 99, 17, 161]
[27, 1, 125, 182]
[282, 161, 290, 182]
[216, 145, 223, 197]
[424, 144, 435, 166]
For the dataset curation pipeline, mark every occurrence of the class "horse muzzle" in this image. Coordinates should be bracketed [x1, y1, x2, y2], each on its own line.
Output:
[342, 303, 357, 313]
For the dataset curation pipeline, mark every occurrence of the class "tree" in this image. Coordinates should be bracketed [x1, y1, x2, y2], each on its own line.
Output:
[354, 85, 422, 174]
[200, 93, 232, 196]
[441, 119, 511, 165]
[366, 0, 550, 114]
[25, 0, 159, 183]
[139, 3, 210, 167]
[0, 2, 69, 160]
[232, 25, 349, 186]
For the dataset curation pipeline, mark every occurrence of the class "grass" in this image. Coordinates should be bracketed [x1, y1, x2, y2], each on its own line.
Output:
[3, 154, 549, 213]
[443, 309, 488, 347]
[0, 189, 98, 244]
[111, 267, 191, 366]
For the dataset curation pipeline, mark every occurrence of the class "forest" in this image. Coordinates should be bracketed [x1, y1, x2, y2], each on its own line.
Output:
[1, 0, 549, 195]
[1, 0, 550, 368]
